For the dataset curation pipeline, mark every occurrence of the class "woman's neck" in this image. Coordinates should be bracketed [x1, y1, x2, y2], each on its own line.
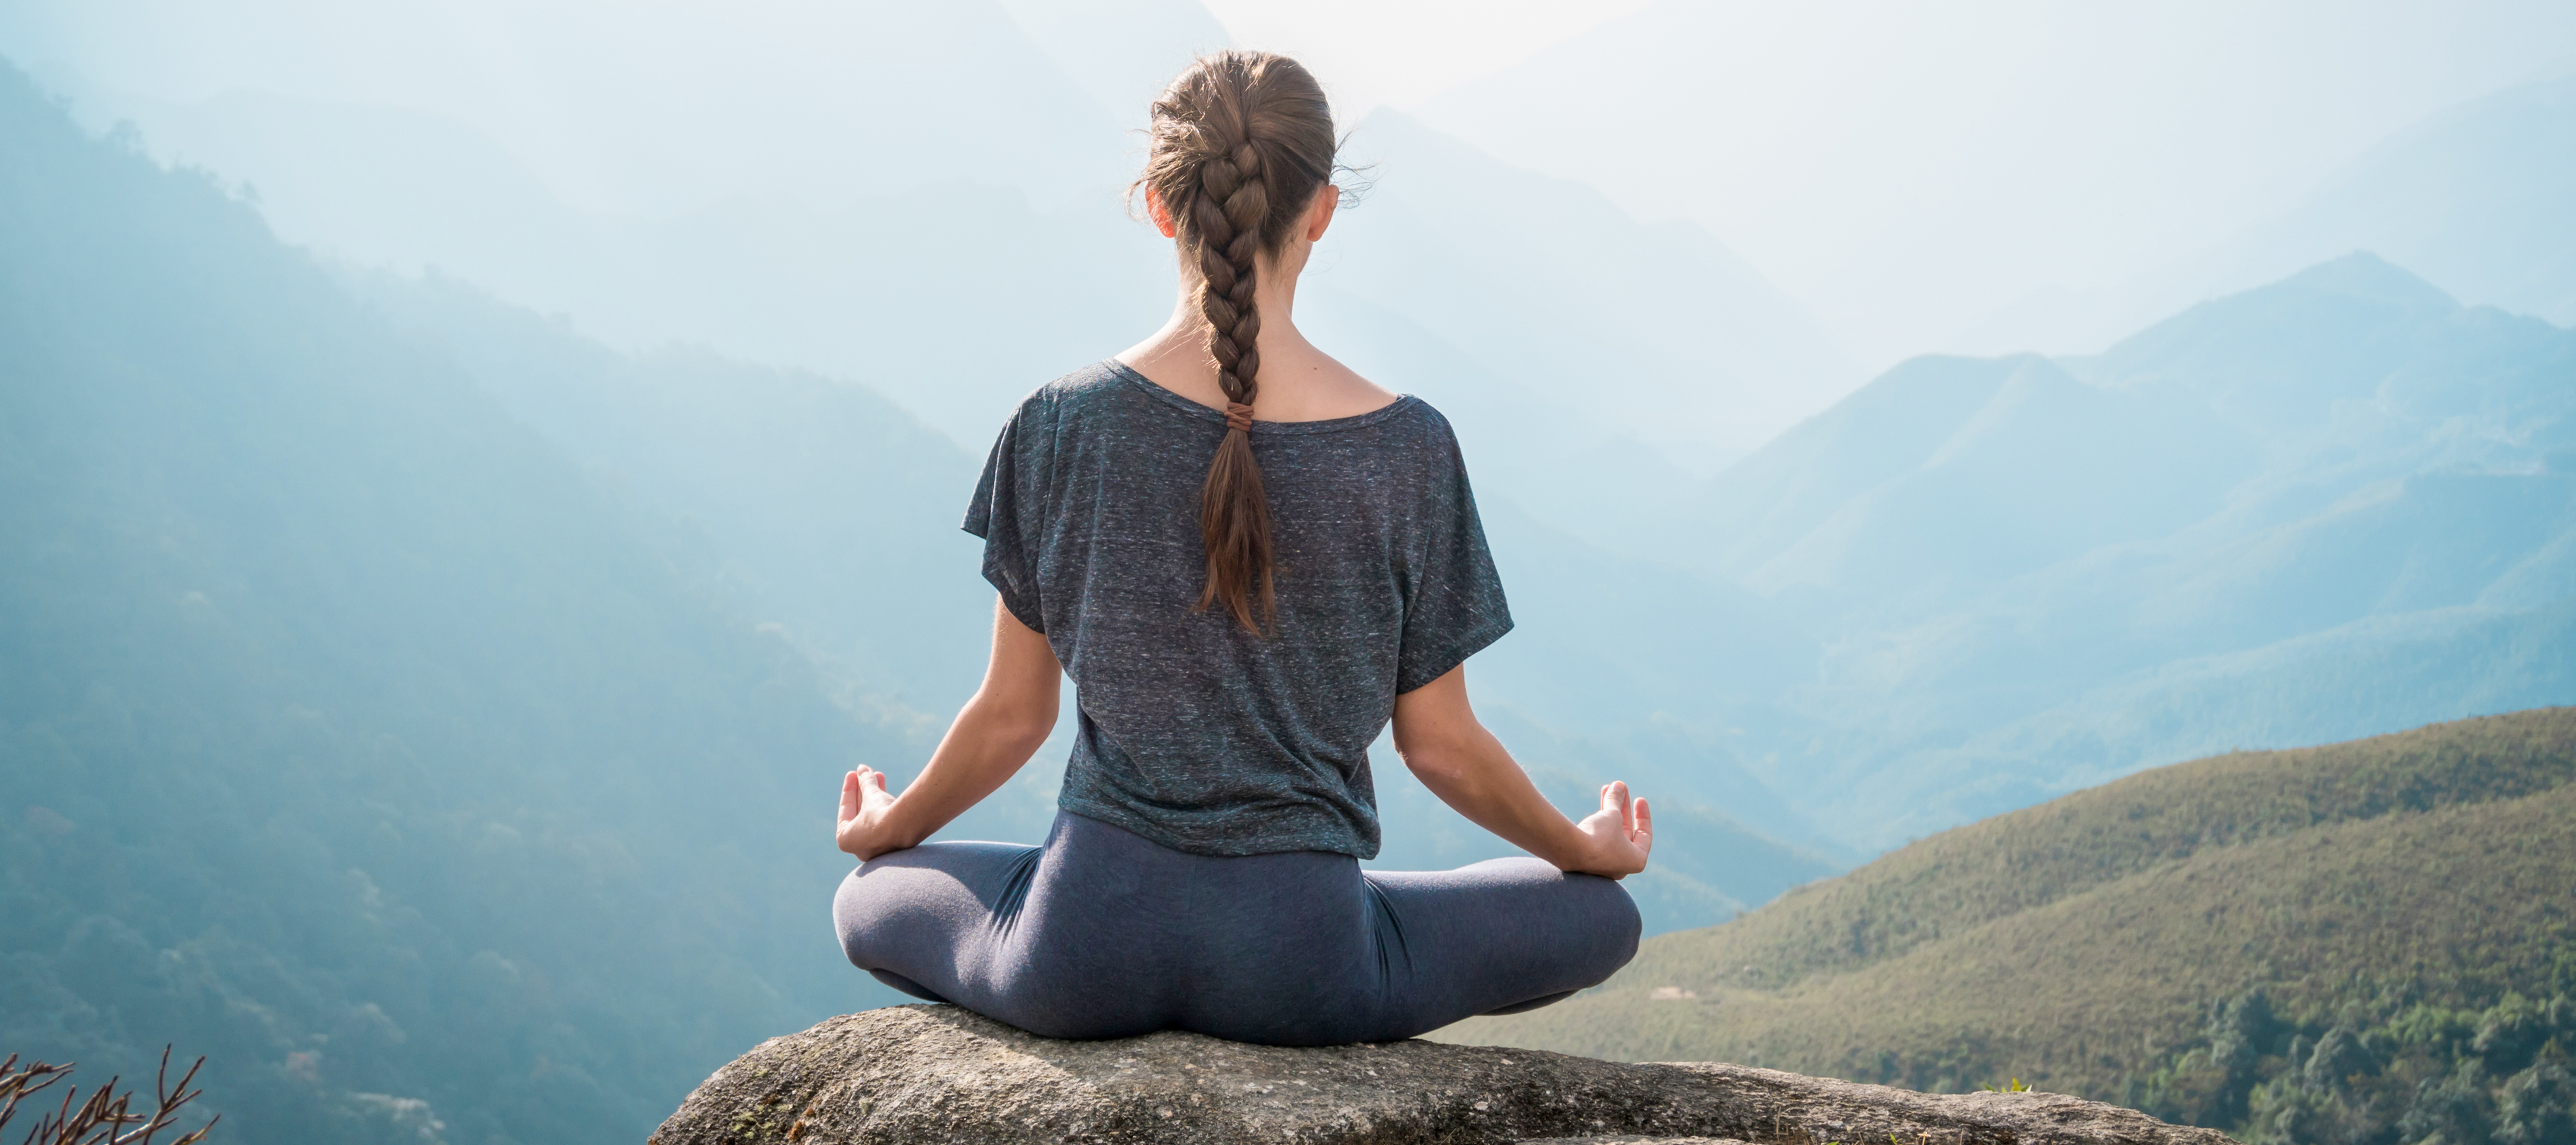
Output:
[1115, 261, 1397, 424]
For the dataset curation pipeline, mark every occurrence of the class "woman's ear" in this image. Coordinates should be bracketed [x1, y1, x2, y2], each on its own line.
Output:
[1305, 184, 1338, 243]
[1145, 186, 1178, 239]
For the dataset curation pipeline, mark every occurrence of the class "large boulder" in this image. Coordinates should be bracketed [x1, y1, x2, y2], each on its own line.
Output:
[650, 1005, 2237, 1145]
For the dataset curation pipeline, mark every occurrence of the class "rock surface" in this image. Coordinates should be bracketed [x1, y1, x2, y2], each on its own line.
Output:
[651, 1005, 2240, 1145]
[1518, 1139, 1753, 1144]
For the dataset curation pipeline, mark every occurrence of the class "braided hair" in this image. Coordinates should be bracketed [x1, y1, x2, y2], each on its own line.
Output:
[1134, 51, 1337, 635]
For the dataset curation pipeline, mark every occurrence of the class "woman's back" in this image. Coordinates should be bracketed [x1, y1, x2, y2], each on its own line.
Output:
[828, 49, 1651, 1047]
[968, 361, 1512, 859]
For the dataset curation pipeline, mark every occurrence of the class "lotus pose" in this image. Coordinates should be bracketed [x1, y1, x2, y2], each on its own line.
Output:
[830, 50, 1650, 1046]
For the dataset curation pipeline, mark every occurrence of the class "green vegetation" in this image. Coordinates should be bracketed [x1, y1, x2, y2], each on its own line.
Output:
[1446, 708, 2576, 1145]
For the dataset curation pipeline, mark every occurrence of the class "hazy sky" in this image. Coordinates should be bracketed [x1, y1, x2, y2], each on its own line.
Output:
[1008, 0, 2576, 366]
[1207, 0, 2576, 363]
[7, 0, 2570, 382]
[1196, 0, 1656, 115]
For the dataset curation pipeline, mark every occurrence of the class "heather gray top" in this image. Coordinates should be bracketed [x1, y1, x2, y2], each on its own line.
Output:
[963, 360, 1512, 859]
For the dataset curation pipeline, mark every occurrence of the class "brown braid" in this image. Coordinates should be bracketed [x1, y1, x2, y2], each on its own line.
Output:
[1133, 52, 1338, 635]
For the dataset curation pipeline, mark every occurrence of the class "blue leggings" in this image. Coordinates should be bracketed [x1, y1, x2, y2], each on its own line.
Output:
[834, 811, 1640, 1045]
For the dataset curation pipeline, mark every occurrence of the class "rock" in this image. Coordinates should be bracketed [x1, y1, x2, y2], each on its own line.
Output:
[650, 1005, 2240, 1145]
[1517, 1139, 1752, 1144]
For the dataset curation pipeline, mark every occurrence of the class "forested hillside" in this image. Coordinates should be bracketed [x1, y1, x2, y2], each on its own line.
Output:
[0, 62, 908, 1144]
[1450, 709, 2576, 1145]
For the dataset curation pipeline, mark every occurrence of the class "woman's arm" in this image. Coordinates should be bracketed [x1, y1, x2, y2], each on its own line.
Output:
[1389, 665, 1653, 878]
[835, 596, 1062, 860]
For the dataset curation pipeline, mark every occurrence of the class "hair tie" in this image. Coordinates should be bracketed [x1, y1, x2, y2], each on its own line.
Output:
[1225, 403, 1254, 433]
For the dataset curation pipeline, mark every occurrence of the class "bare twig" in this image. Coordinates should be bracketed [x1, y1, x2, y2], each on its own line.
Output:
[0, 1047, 218, 1145]
[0, 1056, 77, 1137]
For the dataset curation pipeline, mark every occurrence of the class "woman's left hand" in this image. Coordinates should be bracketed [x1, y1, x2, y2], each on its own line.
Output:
[828, 598, 1059, 862]
[835, 765, 903, 860]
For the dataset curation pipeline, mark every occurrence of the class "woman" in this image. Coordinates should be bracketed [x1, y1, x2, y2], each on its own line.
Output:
[830, 50, 1651, 1047]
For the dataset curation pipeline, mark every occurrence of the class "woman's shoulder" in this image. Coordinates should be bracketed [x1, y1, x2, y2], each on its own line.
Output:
[1371, 393, 1463, 450]
[986, 362, 1155, 450]
[1017, 361, 1132, 417]
[1288, 354, 1445, 440]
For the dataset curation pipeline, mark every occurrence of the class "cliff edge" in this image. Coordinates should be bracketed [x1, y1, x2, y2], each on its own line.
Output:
[648, 1005, 2239, 1145]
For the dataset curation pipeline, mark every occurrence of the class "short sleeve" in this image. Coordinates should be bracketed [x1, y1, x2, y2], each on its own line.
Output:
[1394, 428, 1513, 693]
[962, 403, 1047, 635]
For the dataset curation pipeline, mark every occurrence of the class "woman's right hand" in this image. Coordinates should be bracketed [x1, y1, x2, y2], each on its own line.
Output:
[1571, 781, 1653, 878]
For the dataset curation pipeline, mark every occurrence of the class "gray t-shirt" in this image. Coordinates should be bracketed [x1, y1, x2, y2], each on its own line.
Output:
[963, 360, 1512, 859]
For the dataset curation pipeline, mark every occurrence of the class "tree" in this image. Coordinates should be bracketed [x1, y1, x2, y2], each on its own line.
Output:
[2401, 1061, 2494, 1145]
[2307, 1026, 2380, 1093]
[2477, 996, 2555, 1075]
[2495, 1061, 2572, 1145]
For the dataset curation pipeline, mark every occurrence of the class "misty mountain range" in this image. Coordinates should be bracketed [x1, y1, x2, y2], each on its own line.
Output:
[0, 66, 895, 1142]
[4, 3, 2575, 1142]
[2, 0, 2569, 909]
[1672, 253, 2576, 841]
[1406, 0, 2576, 365]
[0, 57, 1830, 1142]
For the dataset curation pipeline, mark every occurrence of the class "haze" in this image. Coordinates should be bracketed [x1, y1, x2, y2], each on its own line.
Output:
[10, 1, 2569, 377]
[7, 3, 2575, 1138]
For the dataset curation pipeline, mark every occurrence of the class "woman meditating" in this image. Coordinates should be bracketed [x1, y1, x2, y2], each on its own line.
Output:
[830, 50, 1651, 1047]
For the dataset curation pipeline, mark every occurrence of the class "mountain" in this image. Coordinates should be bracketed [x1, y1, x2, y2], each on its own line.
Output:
[4, 26, 1862, 899]
[344, 271, 993, 727]
[341, 271, 1849, 934]
[15, 25, 1852, 490]
[0, 0, 1133, 216]
[2218, 68, 2576, 327]
[1954, 62, 2576, 360]
[1689, 352, 2258, 601]
[19, 0, 2573, 910]
[1316, 109, 1855, 470]
[1666, 254, 2576, 848]
[350, 185, 2573, 873]
[1411, 0, 2576, 367]
[1446, 708, 2576, 1145]
[27, 77, 1173, 450]
[0, 62, 908, 1145]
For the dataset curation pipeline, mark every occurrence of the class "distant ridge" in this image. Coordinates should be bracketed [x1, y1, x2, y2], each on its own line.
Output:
[2223, 68, 2576, 326]
[1447, 708, 2576, 1138]
[1670, 252, 2576, 850]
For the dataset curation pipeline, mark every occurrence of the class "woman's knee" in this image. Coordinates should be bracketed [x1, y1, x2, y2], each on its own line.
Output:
[833, 857, 946, 968]
[1455, 855, 1563, 882]
[832, 865, 882, 967]
[1456, 859, 1642, 947]
[1567, 872, 1642, 977]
